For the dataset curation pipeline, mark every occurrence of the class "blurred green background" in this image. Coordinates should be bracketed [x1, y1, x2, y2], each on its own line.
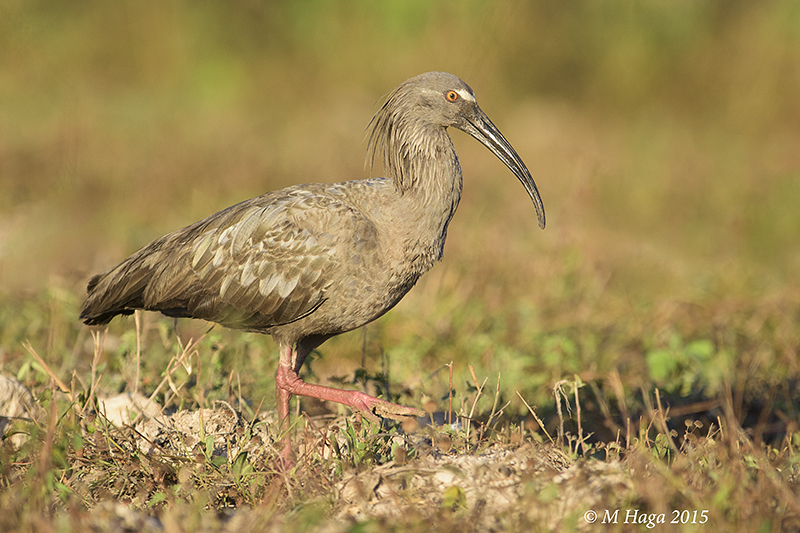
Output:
[1, 1, 799, 421]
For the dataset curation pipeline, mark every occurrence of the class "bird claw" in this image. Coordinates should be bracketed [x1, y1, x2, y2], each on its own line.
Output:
[370, 401, 426, 421]
[275, 366, 424, 425]
[346, 390, 425, 423]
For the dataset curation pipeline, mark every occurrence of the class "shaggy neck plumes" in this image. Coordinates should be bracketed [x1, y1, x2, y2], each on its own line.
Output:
[367, 83, 454, 194]
[366, 91, 464, 264]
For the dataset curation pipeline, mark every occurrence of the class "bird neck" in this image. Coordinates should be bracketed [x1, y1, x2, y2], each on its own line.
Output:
[368, 107, 462, 210]
[385, 125, 463, 262]
[401, 130, 462, 216]
[367, 108, 464, 260]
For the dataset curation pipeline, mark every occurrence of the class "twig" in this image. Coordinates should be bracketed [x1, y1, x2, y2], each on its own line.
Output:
[466, 365, 487, 443]
[553, 379, 570, 448]
[84, 331, 106, 412]
[23, 341, 73, 402]
[487, 371, 501, 428]
[573, 376, 587, 455]
[588, 379, 620, 433]
[301, 411, 334, 459]
[626, 417, 631, 449]
[149, 334, 206, 403]
[491, 400, 511, 429]
[134, 310, 142, 396]
[654, 387, 678, 453]
[196, 338, 205, 408]
[36, 382, 60, 493]
[446, 361, 453, 426]
[515, 390, 553, 444]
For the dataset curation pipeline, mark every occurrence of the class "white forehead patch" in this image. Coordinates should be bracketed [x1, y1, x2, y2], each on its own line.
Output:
[455, 89, 476, 102]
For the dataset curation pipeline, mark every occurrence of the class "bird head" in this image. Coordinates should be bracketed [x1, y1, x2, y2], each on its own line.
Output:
[368, 72, 545, 229]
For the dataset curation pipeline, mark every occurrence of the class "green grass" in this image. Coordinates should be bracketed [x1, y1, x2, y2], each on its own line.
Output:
[1, 1, 800, 531]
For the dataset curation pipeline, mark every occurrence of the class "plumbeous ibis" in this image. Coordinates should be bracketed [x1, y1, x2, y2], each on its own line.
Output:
[81, 72, 546, 458]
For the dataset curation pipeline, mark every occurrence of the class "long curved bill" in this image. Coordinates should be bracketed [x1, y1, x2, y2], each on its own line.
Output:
[460, 106, 546, 229]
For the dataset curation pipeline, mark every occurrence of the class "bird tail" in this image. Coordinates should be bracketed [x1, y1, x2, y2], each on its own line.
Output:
[80, 224, 208, 327]
[79, 257, 152, 326]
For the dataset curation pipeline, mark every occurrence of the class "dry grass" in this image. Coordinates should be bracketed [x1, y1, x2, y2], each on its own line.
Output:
[1, 326, 799, 531]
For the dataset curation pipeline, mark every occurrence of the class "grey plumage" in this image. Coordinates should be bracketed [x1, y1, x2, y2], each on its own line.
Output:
[80, 72, 545, 458]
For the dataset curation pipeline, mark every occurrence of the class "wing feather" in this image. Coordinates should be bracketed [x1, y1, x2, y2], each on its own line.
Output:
[81, 184, 375, 332]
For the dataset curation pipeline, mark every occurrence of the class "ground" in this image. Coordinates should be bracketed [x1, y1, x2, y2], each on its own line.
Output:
[1, 341, 798, 532]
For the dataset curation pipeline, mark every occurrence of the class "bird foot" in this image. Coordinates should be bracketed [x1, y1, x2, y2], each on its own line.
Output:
[342, 390, 426, 423]
[276, 365, 424, 424]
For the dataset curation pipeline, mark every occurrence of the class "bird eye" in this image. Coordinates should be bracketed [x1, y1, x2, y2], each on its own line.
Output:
[446, 90, 459, 102]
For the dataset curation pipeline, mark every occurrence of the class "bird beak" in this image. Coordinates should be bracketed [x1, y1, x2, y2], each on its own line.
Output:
[460, 106, 546, 229]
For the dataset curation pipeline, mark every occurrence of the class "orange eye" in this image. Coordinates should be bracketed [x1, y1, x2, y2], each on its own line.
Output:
[446, 90, 459, 102]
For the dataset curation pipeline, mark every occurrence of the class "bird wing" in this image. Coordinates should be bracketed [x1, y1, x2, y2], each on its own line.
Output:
[84, 185, 378, 331]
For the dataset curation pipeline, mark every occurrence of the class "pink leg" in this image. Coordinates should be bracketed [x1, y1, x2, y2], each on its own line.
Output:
[276, 365, 425, 421]
[276, 381, 294, 462]
[274, 342, 424, 460]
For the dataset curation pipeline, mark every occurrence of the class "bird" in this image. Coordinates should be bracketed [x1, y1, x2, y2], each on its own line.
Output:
[80, 72, 546, 459]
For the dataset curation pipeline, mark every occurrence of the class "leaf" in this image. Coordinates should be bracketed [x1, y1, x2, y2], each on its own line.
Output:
[148, 492, 167, 507]
[442, 485, 466, 511]
[205, 435, 214, 458]
[231, 451, 252, 479]
[646, 348, 679, 383]
[686, 339, 714, 361]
